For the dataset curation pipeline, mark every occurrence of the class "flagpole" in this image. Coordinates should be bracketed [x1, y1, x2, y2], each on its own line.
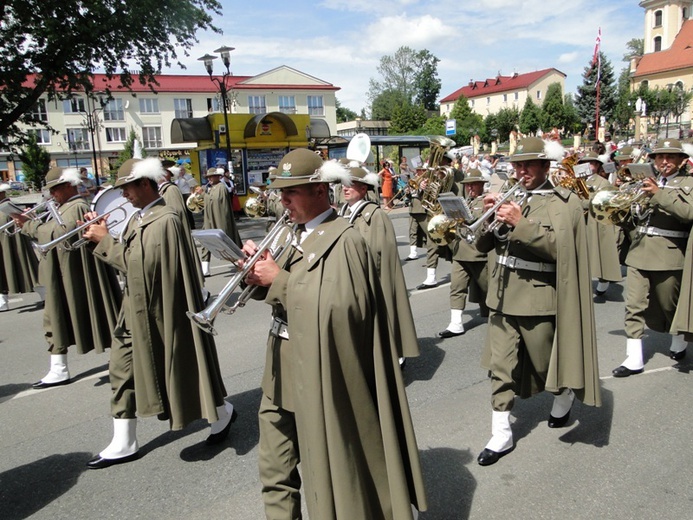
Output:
[594, 28, 601, 141]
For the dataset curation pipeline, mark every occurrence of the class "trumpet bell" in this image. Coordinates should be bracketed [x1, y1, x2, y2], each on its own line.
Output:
[244, 196, 266, 218]
[427, 214, 457, 245]
[186, 192, 205, 213]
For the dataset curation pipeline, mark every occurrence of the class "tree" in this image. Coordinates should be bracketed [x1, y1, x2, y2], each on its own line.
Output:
[367, 46, 441, 117]
[541, 83, 566, 130]
[563, 94, 581, 135]
[412, 50, 441, 111]
[18, 132, 51, 190]
[0, 0, 221, 142]
[370, 89, 410, 121]
[574, 51, 618, 133]
[519, 97, 542, 136]
[612, 68, 637, 139]
[494, 107, 520, 143]
[389, 103, 427, 134]
[336, 99, 358, 123]
[448, 96, 483, 146]
[623, 38, 644, 62]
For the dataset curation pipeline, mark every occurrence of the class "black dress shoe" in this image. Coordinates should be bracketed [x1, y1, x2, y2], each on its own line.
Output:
[670, 349, 686, 361]
[612, 365, 644, 378]
[415, 283, 438, 290]
[87, 451, 140, 470]
[205, 409, 238, 445]
[32, 378, 71, 390]
[438, 329, 465, 338]
[477, 446, 514, 466]
[548, 410, 571, 428]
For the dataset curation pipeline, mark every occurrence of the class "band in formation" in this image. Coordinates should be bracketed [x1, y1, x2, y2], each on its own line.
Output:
[1, 133, 692, 519]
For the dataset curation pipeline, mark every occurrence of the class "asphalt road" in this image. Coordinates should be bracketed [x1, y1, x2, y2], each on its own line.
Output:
[1, 208, 692, 520]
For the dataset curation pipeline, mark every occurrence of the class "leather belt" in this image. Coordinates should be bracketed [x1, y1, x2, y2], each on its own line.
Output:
[269, 317, 289, 340]
[496, 255, 556, 273]
[635, 226, 689, 238]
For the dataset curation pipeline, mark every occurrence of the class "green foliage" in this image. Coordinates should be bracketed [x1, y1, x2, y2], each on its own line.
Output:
[371, 89, 410, 121]
[494, 107, 520, 142]
[389, 103, 428, 134]
[612, 68, 637, 137]
[541, 83, 566, 130]
[336, 99, 358, 123]
[368, 46, 441, 117]
[574, 51, 618, 131]
[417, 115, 446, 136]
[17, 132, 51, 190]
[448, 96, 483, 145]
[0, 0, 222, 142]
[519, 97, 542, 135]
[563, 94, 581, 134]
[623, 38, 644, 62]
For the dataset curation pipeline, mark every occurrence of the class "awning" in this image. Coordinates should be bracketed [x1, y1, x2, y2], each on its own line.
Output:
[243, 112, 298, 139]
[170, 117, 213, 143]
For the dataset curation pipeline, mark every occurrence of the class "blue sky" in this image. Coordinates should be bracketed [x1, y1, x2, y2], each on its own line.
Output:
[179, 0, 645, 114]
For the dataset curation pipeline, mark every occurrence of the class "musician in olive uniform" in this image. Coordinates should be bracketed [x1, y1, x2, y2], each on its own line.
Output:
[438, 169, 488, 338]
[82, 158, 235, 469]
[14, 168, 121, 389]
[200, 167, 241, 276]
[338, 162, 420, 363]
[613, 139, 693, 377]
[244, 149, 426, 519]
[579, 152, 622, 296]
[475, 137, 600, 466]
[0, 183, 40, 311]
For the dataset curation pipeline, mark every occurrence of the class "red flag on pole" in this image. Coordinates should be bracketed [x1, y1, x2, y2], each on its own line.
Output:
[592, 27, 601, 67]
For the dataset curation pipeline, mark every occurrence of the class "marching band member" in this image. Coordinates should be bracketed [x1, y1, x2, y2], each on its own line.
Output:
[0, 183, 40, 311]
[82, 158, 235, 469]
[475, 137, 600, 465]
[244, 149, 426, 519]
[438, 169, 488, 339]
[613, 139, 693, 377]
[200, 167, 241, 276]
[578, 152, 622, 296]
[338, 162, 420, 365]
[14, 168, 121, 388]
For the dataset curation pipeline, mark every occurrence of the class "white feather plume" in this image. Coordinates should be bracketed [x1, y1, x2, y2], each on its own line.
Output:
[598, 153, 612, 164]
[133, 138, 143, 159]
[362, 171, 380, 187]
[60, 168, 83, 186]
[315, 159, 352, 187]
[682, 143, 693, 158]
[132, 157, 164, 182]
[543, 140, 566, 161]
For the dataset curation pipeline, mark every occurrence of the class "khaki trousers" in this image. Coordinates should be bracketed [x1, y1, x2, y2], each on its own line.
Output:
[258, 394, 302, 520]
[108, 333, 137, 419]
[487, 312, 555, 411]
[450, 260, 487, 311]
[624, 267, 681, 338]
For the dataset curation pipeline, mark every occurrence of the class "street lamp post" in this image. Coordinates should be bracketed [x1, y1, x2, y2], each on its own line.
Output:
[198, 46, 235, 174]
[81, 95, 105, 187]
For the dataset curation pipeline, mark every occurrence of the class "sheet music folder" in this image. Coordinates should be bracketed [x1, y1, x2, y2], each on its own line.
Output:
[191, 229, 244, 263]
[0, 200, 24, 217]
[437, 192, 473, 221]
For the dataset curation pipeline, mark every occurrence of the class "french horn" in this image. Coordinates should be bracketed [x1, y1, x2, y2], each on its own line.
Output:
[186, 187, 205, 213]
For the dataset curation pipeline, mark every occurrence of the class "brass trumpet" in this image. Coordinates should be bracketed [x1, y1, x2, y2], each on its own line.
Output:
[2, 199, 62, 235]
[187, 211, 295, 335]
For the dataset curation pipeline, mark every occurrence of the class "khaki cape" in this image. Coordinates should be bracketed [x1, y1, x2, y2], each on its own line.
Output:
[0, 212, 38, 294]
[265, 212, 427, 519]
[203, 182, 241, 246]
[93, 200, 226, 429]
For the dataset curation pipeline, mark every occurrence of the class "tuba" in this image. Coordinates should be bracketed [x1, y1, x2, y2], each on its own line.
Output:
[550, 153, 590, 200]
[421, 166, 456, 216]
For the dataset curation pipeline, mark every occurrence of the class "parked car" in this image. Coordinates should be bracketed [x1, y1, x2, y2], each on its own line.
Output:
[9, 181, 26, 191]
[493, 156, 514, 177]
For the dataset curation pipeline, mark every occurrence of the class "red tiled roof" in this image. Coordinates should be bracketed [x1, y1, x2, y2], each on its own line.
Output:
[440, 68, 565, 103]
[24, 73, 339, 93]
[633, 19, 693, 77]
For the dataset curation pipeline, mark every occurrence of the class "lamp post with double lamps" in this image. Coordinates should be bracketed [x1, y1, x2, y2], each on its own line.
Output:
[198, 46, 235, 173]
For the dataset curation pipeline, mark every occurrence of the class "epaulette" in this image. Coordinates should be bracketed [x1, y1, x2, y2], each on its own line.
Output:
[552, 185, 572, 200]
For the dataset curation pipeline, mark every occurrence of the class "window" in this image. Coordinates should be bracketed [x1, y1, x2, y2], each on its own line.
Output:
[307, 95, 324, 116]
[206, 97, 222, 113]
[654, 10, 662, 27]
[31, 99, 48, 122]
[142, 126, 162, 148]
[174, 98, 193, 118]
[654, 36, 662, 52]
[66, 128, 90, 150]
[471, 99, 475, 107]
[514, 92, 519, 101]
[536, 90, 542, 100]
[63, 98, 86, 113]
[248, 95, 267, 115]
[503, 94, 508, 102]
[278, 95, 296, 114]
[684, 7, 689, 19]
[139, 98, 159, 114]
[486, 97, 491, 105]
[103, 98, 125, 121]
[32, 129, 51, 145]
[105, 127, 127, 143]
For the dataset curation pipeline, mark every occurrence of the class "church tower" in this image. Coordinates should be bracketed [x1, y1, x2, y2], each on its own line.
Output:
[640, 0, 693, 52]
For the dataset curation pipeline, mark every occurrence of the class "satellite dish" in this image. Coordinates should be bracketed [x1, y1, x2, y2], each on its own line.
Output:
[346, 133, 371, 163]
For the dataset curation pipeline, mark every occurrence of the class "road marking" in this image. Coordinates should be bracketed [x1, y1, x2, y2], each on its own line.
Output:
[600, 365, 678, 380]
[9, 369, 110, 401]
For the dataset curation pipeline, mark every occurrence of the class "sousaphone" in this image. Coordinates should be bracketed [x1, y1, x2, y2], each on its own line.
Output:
[346, 133, 372, 164]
